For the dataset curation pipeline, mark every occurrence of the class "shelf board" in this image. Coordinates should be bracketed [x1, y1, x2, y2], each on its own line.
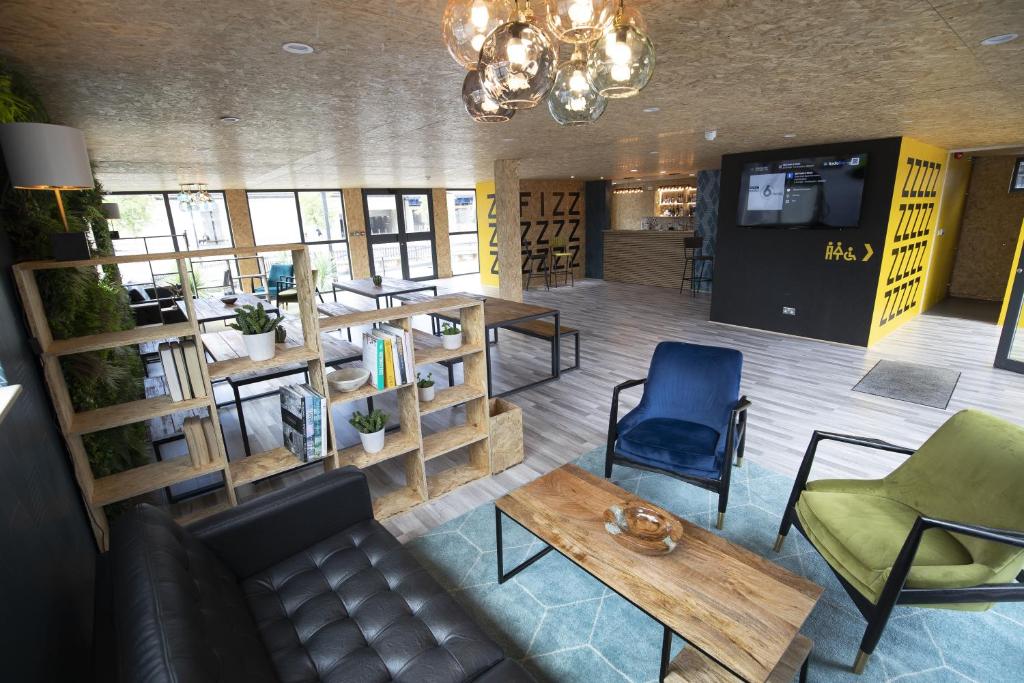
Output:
[414, 339, 484, 366]
[46, 322, 194, 356]
[419, 385, 485, 416]
[93, 458, 225, 507]
[70, 394, 210, 435]
[208, 345, 320, 380]
[373, 486, 426, 520]
[422, 423, 488, 461]
[330, 381, 411, 406]
[229, 447, 330, 487]
[427, 462, 489, 499]
[17, 242, 307, 271]
[337, 430, 420, 469]
[319, 295, 483, 333]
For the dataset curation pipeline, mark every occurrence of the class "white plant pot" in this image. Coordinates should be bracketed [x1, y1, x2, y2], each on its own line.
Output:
[243, 331, 276, 361]
[359, 428, 386, 454]
[418, 385, 435, 402]
[442, 332, 462, 350]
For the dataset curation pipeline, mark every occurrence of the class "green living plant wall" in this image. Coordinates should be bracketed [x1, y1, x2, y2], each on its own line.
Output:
[0, 61, 149, 478]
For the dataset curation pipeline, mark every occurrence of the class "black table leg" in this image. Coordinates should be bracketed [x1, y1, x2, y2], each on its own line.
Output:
[485, 329, 494, 397]
[553, 312, 561, 378]
[800, 653, 810, 683]
[233, 382, 252, 457]
[659, 627, 673, 682]
[495, 507, 553, 584]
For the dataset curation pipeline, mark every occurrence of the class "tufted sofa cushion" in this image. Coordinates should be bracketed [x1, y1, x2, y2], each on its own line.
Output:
[243, 519, 506, 683]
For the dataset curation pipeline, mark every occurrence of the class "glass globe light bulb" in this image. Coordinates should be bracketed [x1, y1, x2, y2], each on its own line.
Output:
[442, 0, 515, 70]
[544, 0, 613, 43]
[462, 68, 516, 122]
[479, 13, 558, 109]
[547, 48, 607, 126]
[588, 19, 654, 98]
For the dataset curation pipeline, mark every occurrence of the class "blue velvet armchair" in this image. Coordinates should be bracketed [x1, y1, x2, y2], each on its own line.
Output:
[605, 342, 750, 529]
[254, 263, 294, 300]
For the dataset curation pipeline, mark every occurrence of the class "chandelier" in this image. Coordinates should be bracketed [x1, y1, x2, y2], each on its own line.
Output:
[444, 0, 655, 126]
[176, 183, 214, 212]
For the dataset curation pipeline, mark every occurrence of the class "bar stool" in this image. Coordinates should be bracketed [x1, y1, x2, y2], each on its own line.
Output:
[679, 236, 713, 295]
[522, 241, 542, 290]
[548, 235, 574, 288]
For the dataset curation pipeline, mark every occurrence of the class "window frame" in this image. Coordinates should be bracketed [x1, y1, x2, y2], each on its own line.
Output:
[446, 188, 480, 276]
[1010, 157, 1024, 194]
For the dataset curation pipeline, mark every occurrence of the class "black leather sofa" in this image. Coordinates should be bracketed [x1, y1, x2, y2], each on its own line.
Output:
[102, 467, 532, 682]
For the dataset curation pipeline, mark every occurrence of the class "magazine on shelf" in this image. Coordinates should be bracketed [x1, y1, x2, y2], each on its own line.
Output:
[171, 342, 193, 400]
[182, 341, 206, 398]
[280, 385, 327, 462]
[362, 332, 385, 389]
[158, 343, 184, 402]
[379, 323, 413, 384]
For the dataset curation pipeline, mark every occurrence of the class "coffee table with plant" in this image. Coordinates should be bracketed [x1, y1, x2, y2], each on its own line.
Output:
[349, 409, 388, 454]
[440, 322, 462, 350]
[417, 372, 435, 402]
[229, 302, 285, 362]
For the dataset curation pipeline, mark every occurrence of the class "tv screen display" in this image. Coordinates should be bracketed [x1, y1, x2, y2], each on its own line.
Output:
[737, 154, 869, 229]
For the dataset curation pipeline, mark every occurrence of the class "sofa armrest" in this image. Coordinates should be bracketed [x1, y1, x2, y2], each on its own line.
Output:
[189, 466, 373, 578]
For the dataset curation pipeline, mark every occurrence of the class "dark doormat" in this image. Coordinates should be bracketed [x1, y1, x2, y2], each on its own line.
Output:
[853, 360, 961, 409]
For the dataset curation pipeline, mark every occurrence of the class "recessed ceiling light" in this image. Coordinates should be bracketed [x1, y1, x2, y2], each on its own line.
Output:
[980, 33, 1019, 46]
[688, 173, 695, 176]
[570, 175, 575, 179]
[783, 133, 797, 138]
[502, 137, 515, 142]
[649, 150, 659, 155]
[629, 168, 639, 172]
[282, 42, 315, 54]
[219, 116, 240, 124]
[660, 171, 667, 174]
[599, 176, 604, 179]
[642, 107, 660, 113]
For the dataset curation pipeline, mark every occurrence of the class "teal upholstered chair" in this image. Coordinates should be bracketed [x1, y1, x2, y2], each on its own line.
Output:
[254, 263, 293, 300]
[774, 410, 1024, 674]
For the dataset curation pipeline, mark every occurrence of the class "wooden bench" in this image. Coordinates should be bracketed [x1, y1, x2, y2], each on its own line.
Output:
[502, 319, 580, 372]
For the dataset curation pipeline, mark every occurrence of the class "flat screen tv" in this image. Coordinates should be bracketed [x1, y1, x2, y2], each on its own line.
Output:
[737, 153, 869, 229]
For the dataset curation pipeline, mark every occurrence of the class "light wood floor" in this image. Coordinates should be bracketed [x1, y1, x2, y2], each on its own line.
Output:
[170, 279, 1024, 544]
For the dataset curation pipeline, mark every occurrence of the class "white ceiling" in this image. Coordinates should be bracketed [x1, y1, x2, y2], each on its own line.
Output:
[0, 0, 1022, 191]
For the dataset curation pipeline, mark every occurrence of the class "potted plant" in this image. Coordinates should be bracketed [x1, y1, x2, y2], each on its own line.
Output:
[275, 325, 287, 344]
[441, 322, 462, 350]
[417, 372, 435, 402]
[371, 274, 383, 287]
[229, 303, 284, 362]
[349, 409, 388, 454]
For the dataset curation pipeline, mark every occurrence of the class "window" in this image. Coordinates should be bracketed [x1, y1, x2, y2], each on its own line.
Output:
[248, 190, 352, 289]
[446, 190, 479, 275]
[104, 191, 234, 295]
[1011, 157, 1024, 194]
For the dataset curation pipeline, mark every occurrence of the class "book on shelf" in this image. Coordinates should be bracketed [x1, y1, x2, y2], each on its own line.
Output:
[200, 417, 220, 464]
[362, 332, 385, 389]
[181, 416, 207, 467]
[363, 325, 413, 389]
[379, 323, 413, 384]
[158, 340, 207, 403]
[280, 385, 327, 462]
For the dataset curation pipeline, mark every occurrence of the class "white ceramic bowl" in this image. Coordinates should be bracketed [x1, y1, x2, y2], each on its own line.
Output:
[327, 367, 370, 392]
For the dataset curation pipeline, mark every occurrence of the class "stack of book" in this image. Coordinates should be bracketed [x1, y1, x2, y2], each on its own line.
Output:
[159, 340, 206, 402]
[280, 385, 328, 462]
[362, 324, 414, 390]
[181, 416, 220, 467]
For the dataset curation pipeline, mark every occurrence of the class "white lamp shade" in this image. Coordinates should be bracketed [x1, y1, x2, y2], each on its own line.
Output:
[0, 123, 93, 190]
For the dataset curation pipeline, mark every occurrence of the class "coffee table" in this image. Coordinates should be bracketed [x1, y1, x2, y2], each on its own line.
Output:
[495, 465, 822, 682]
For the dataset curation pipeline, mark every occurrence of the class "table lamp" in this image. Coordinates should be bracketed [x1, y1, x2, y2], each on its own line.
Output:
[102, 201, 121, 239]
[0, 122, 95, 260]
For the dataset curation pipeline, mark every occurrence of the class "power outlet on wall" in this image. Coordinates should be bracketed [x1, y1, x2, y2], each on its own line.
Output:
[782, 306, 797, 316]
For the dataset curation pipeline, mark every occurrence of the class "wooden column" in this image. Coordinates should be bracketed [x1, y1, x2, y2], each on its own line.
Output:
[432, 188, 454, 278]
[224, 190, 260, 292]
[343, 188, 371, 278]
[495, 159, 522, 302]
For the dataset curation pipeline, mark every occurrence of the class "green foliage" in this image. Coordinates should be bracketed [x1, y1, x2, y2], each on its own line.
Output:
[371, 274, 383, 287]
[0, 61, 148, 479]
[310, 249, 337, 289]
[275, 325, 287, 343]
[416, 372, 434, 388]
[349, 409, 388, 434]
[229, 303, 283, 335]
[441, 322, 461, 336]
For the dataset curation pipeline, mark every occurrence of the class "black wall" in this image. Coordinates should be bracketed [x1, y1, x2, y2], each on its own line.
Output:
[710, 138, 901, 346]
[584, 180, 611, 278]
[0, 234, 97, 680]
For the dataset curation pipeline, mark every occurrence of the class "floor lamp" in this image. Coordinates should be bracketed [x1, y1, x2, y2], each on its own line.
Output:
[0, 122, 95, 260]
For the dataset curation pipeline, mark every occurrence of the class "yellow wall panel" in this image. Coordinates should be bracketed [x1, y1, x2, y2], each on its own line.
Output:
[868, 137, 949, 346]
[476, 180, 498, 288]
[997, 218, 1024, 327]
[922, 154, 972, 311]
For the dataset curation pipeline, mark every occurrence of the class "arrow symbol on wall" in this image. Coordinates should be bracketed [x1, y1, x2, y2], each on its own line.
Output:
[863, 244, 875, 262]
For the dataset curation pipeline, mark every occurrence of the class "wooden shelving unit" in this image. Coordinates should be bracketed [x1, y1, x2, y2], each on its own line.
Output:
[14, 246, 495, 549]
[656, 185, 696, 216]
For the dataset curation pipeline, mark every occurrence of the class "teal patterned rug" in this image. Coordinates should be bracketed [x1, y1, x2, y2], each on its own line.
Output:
[407, 448, 1024, 682]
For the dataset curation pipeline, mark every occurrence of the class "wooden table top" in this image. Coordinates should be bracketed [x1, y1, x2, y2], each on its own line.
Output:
[316, 301, 362, 318]
[332, 278, 436, 298]
[496, 465, 822, 682]
[396, 292, 557, 329]
[178, 293, 275, 323]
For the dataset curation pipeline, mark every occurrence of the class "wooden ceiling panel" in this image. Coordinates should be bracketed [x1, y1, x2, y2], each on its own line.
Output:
[0, 0, 1021, 190]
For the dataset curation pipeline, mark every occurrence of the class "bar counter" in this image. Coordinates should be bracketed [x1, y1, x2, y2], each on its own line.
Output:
[603, 230, 695, 288]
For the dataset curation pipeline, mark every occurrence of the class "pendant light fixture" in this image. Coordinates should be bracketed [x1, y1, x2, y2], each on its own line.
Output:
[442, 0, 515, 69]
[543, 0, 614, 44]
[478, 0, 558, 109]
[587, 0, 655, 99]
[176, 183, 214, 212]
[462, 68, 516, 122]
[548, 46, 607, 125]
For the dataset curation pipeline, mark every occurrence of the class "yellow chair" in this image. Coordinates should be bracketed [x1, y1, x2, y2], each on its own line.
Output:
[547, 236, 574, 288]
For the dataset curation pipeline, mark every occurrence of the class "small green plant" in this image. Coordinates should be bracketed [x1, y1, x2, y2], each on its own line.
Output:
[275, 326, 287, 343]
[371, 274, 383, 287]
[417, 372, 434, 388]
[349, 409, 387, 434]
[229, 302, 284, 335]
[441, 322, 460, 336]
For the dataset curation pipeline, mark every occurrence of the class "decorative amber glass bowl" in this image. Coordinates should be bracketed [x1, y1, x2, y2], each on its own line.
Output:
[603, 500, 683, 555]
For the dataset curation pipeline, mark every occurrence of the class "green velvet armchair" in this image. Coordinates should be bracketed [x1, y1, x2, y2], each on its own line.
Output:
[774, 410, 1024, 674]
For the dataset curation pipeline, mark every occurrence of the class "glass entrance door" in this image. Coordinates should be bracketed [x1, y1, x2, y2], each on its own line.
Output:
[363, 190, 437, 280]
[995, 246, 1024, 373]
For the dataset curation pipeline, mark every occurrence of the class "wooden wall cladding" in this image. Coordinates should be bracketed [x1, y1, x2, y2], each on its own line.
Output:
[519, 180, 586, 281]
[604, 231, 694, 288]
[950, 156, 1024, 301]
[611, 188, 656, 230]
